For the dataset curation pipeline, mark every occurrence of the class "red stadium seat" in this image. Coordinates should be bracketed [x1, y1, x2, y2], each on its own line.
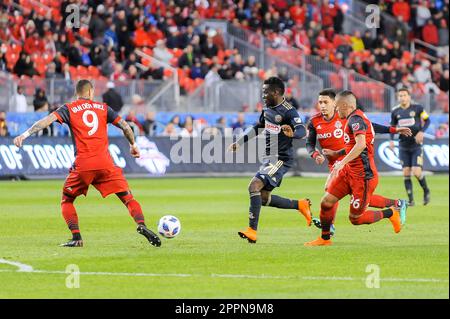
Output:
[163, 68, 173, 78]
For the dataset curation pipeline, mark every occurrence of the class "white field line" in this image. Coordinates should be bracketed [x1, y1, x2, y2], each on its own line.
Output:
[0, 259, 447, 283]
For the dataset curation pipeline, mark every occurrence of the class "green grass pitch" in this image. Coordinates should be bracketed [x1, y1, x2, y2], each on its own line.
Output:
[0, 175, 448, 298]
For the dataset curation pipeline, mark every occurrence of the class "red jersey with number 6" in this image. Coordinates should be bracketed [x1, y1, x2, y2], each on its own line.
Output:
[344, 109, 377, 179]
[52, 98, 121, 171]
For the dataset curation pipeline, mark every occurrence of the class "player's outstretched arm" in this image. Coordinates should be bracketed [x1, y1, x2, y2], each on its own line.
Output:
[372, 122, 412, 136]
[13, 113, 58, 147]
[115, 118, 140, 158]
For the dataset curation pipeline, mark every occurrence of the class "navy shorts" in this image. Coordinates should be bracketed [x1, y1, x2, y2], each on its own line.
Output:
[255, 159, 292, 191]
[399, 147, 424, 168]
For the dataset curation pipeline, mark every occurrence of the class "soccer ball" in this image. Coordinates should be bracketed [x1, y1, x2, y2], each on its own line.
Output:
[157, 215, 181, 238]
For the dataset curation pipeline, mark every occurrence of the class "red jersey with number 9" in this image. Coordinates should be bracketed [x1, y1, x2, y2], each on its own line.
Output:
[344, 109, 377, 179]
[53, 98, 121, 171]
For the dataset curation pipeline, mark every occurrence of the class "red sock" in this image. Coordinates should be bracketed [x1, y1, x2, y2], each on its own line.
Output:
[350, 210, 383, 225]
[61, 194, 80, 235]
[118, 193, 145, 224]
[369, 194, 396, 208]
[320, 202, 338, 240]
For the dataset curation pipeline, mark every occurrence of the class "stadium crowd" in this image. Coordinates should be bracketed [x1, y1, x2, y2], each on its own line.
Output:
[0, 0, 448, 101]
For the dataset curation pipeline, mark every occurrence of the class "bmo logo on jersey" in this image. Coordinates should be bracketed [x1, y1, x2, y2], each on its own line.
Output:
[333, 129, 343, 138]
[265, 121, 281, 134]
[317, 132, 332, 139]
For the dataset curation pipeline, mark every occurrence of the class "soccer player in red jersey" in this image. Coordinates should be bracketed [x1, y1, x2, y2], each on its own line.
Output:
[13, 80, 161, 247]
[306, 89, 411, 233]
[305, 90, 407, 246]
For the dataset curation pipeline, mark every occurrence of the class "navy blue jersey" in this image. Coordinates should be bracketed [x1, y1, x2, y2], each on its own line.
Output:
[390, 104, 430, 149]
[257, 99, 305, 162]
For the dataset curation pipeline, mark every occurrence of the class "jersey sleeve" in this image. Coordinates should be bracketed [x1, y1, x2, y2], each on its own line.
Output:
[306, 120, 318, 157]
[52, 104, 70, 124]
[348, 115, 367, 136]
[390, 109, 398, 126]
[287, 109, 306, 139]
[417, 105, 429, 121]
[107, 106, 121, 125]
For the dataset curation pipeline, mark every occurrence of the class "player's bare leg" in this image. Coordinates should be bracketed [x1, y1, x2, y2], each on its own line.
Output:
[117, 191, 161, 247]
[305, 192, 338, 246]
[412, 166, 430, 205]
[60, 193, 83, 247]
[261, 190, 312, 226]
[238, 177, 264, 243]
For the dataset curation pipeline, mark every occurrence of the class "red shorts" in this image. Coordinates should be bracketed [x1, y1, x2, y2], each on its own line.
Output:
[63, 166, 129, 198]
[327, 166, 378, 217]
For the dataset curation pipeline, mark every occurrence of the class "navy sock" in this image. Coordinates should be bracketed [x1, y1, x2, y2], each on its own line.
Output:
[249, 192, 262, 230]
[267, 195, 298, 209]
[382, 208, 393, 219]
[417, 175, 429, 192]
[404, 177, 414, 201]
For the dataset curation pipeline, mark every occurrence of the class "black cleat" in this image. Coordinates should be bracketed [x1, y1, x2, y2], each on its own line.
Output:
[137, 224, 161, 247]
[408, 200, 415, 207]
[312, 217, 321, 229]
[424, 190, 431, 206]
[60, 239, 83, 247]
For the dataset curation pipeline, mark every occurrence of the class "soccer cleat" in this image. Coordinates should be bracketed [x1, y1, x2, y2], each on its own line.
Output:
[298, 199, 312, 226]
[304, 237, 332, 246]
[137, 224, 161, 247]
[397, 199, 408, 225]
[60, 239, 83, 247]
[424, 190, 431, 206]
[408, 199, 415, 207]
[388, 206, 402, 233]
[312, 217, 321, 229]
[238, 227, 257, 243]
[311, 218, 336, 236]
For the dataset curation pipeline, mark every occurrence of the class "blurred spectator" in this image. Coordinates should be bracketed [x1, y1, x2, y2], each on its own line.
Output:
[33, 88, 49, 112]
[0, 50, 7, 72]
[67, 40, 84, 67]
[153, 39, 173, 64]
[422, 19, 439, 46]
[438, 19, 449, 47]
[231, 112, 247, 130]
[13, 52, 37, 77]
[285, 88, 300, 110]
[143, 111, 157, 136]
[435, 123, 449, 138]
[416, 1, 432, 31]
[102, 82, 124, 112]
[205, 64, 222, 87]
[24, 31, 45, 55]
[160, 122, 179, 137]
[101, 53, 116, 77]
[392, 0, 411, 23]
[243, 55, 259, 79]
[45, 62, 59, 79]
[178, 45, 195, 69]
[0, 111, 9, 137]
[10, 86, 28, 113]
[215, 116, 227, 135]
[179, 115, 199, 137]
[414, 60, 433, 83]
[190, 59, 204, 79]
[202, 36, 218, 59]
[439, 70, 449, 93]
[125, 109, 144, 135]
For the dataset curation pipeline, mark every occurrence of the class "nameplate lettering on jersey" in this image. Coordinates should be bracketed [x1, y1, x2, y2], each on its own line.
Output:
[398, 118, 415, 127]
[317, 133, 332, 139]
[265, 121, 281, 134]
[71, 103, 105, 113]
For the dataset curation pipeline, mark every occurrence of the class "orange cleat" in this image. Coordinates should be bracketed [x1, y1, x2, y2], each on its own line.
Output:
[304, 237, 332, 246]
[298, 199, 312, 226]
[389, 206, 402, 233]
[238, 227, 257, 243]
